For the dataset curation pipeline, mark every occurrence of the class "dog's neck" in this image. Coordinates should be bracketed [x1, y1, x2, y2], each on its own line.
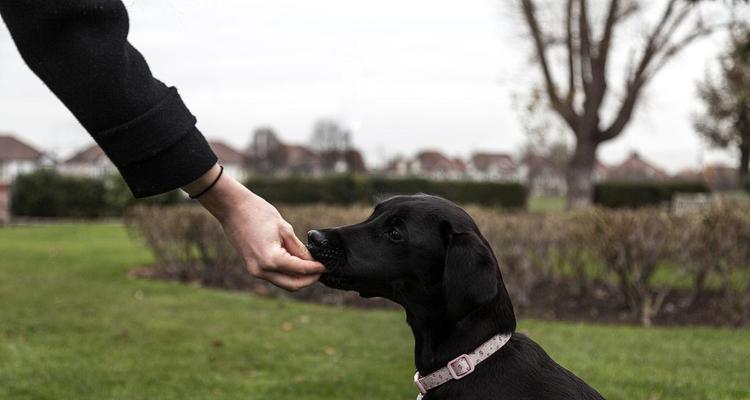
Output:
[402, 283, 516, 374]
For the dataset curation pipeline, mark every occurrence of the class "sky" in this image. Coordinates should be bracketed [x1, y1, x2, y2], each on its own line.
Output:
[0, 0, 740, 172]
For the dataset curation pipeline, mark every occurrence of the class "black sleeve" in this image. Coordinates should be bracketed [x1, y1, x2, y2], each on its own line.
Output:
[0, 0, 218, 198]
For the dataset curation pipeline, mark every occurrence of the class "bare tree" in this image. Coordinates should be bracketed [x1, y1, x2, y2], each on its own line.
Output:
[518, 0, 732, 208]
[694, 25, 750, 184]
[309, 119, 352, 153]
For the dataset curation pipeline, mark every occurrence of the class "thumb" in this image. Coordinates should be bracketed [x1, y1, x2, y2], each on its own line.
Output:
[280, 224, 315, 261]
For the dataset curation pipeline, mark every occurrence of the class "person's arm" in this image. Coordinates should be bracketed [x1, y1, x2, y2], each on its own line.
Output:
[0, 0, 323, 290]
[0, 0, 215, 196]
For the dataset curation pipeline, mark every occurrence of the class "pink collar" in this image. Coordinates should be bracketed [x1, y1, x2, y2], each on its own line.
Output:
[414, 332, 512, 397]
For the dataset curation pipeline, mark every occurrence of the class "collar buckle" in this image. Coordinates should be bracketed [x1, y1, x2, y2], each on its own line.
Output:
[447, 354, 475, 380]
[414, 371, 428, 394]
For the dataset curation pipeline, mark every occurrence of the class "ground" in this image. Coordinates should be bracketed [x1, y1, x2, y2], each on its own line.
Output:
[0, 224, 748, 400]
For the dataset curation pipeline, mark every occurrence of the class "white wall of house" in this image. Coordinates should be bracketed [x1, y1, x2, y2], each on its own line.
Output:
[60, 159, 117, 178]
[0, 184, 9, 224]
[0, 160, 39, 184]
[223, 163, 247, 182]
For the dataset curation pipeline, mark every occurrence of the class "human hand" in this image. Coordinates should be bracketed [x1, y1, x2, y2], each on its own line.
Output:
[183, 165, 325, 291]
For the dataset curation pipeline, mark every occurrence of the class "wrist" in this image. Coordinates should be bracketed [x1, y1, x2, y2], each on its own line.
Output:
[182, 165, 249, 220]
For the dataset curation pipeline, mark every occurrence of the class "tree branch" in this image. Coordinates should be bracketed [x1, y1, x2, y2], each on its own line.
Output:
[565, 0, 577, 105]
[578, 0, 593, 90]
[520, 0, 579, 131]
[599, 0, 684, 142]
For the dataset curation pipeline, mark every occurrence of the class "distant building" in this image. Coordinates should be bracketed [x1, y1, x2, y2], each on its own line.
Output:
[384, 150, 466, 180]
[247, 129, 367, 176]
[702, 163, 738, 191]
[604, 151, 668, 181]
[247, 129, 321, 175]
[522, 153, 567, 196]
[0, 183, 9, 224]
[0, 135, 47, 184]
[208, 140, 248, 181]
[319, 149, 368, 174]
[468, 152, 523, 181]
[61, 144, 116, 177]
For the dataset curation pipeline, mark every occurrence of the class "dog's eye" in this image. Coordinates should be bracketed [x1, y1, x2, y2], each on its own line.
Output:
[386, 228, 404, 242]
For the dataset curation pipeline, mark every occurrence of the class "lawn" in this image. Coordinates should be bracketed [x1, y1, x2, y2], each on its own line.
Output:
[0, 224, 748, 400]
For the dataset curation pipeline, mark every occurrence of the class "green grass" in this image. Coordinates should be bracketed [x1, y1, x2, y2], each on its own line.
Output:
[528, 195, 567, 213]
[1, 224, 749, 400]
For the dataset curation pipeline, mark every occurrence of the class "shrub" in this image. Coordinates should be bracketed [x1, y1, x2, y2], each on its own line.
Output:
[125, 205, 246, 288]
[594, 181, 709, 209]
[676, 200, 750, 324]
[472, 212, 560, 306]
[127, 201, 750, 326]
[11, 169, 108, 218]
[246, 175, 527, 209]
[581, 208, 679, 326]
[104, 174, 184, 214]
[10, 170, 185, 219]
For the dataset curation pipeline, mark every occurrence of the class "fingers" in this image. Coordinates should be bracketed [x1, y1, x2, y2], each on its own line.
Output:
[280, 223, 314, 261]
[273, 252, 326, 275]
[260, 270, 321, 292]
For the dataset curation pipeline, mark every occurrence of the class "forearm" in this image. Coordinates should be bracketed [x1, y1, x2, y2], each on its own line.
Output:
[0, 0, 217, 197]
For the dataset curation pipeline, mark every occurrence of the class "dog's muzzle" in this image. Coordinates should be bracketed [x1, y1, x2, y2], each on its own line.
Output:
[306, 230, 346, 272]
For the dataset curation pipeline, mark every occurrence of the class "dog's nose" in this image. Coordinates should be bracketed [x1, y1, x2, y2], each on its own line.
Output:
[307, 230, 328, 247]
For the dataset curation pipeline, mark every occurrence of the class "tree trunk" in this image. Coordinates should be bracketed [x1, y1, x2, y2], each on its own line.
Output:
[739, 144, 749, 185]
[566, 139, 598, 209]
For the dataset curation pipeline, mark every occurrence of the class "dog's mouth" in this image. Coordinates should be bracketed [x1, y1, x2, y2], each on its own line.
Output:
[306, 243, 353, 287]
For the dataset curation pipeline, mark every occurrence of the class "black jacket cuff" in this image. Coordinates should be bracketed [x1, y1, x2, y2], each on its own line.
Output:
[93, 87, 218, 198]
[118, 127, 218, 198]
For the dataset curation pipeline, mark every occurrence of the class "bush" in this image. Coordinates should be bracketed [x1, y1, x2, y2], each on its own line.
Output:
[675, 200, 750, 324]
[104, 174, 184, 215]
[246, 175, 527, 209]
[580, 208, 679, 326]
[11, 169, 109, 218]
[10, 170, 185, 218]
[128, 200, 750, 327]
[125, 204, 378, 306]
[594, 181, 709, 209]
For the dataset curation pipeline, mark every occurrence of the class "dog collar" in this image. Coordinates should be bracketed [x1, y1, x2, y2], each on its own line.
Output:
[414, 332, 512, 398]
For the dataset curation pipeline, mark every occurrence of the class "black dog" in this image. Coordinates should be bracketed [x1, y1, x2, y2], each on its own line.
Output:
[307, 195, 604, 400]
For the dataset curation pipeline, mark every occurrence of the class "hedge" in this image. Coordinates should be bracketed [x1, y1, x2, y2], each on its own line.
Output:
[10, 170, 183, 218]
[245, 175, 527, 208]
[593, 181, 709, 209]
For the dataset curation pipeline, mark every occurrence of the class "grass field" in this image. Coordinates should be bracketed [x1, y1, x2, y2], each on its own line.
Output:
[1, 224, 749, 400]
[528, 195, 567, 213]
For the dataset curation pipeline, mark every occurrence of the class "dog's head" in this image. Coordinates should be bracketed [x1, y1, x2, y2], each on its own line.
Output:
[307, 194, 514, 323]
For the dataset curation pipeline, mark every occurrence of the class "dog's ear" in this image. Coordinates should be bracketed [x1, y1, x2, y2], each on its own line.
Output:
[443, 230, 499, 321]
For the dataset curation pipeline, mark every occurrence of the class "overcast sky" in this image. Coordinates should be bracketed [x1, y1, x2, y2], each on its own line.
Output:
[0, 0, 740, 172]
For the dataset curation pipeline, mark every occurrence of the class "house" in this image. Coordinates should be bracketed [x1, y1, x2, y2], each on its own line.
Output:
[246, 129, 368, 176]
[319, 149, 367, 174]
[604, 151, 668, 182]
[208, 140, 248, 181]
[702, 163, 738, 191]
[382, 151, 467, 180]
[0, 183, 9, 224]
[0, 135, 46, 184]
[522, 153, 567, 196]
[247, 129, 322, 176]
[468, 152, 523, 181]
[61, 144, 116, 178]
